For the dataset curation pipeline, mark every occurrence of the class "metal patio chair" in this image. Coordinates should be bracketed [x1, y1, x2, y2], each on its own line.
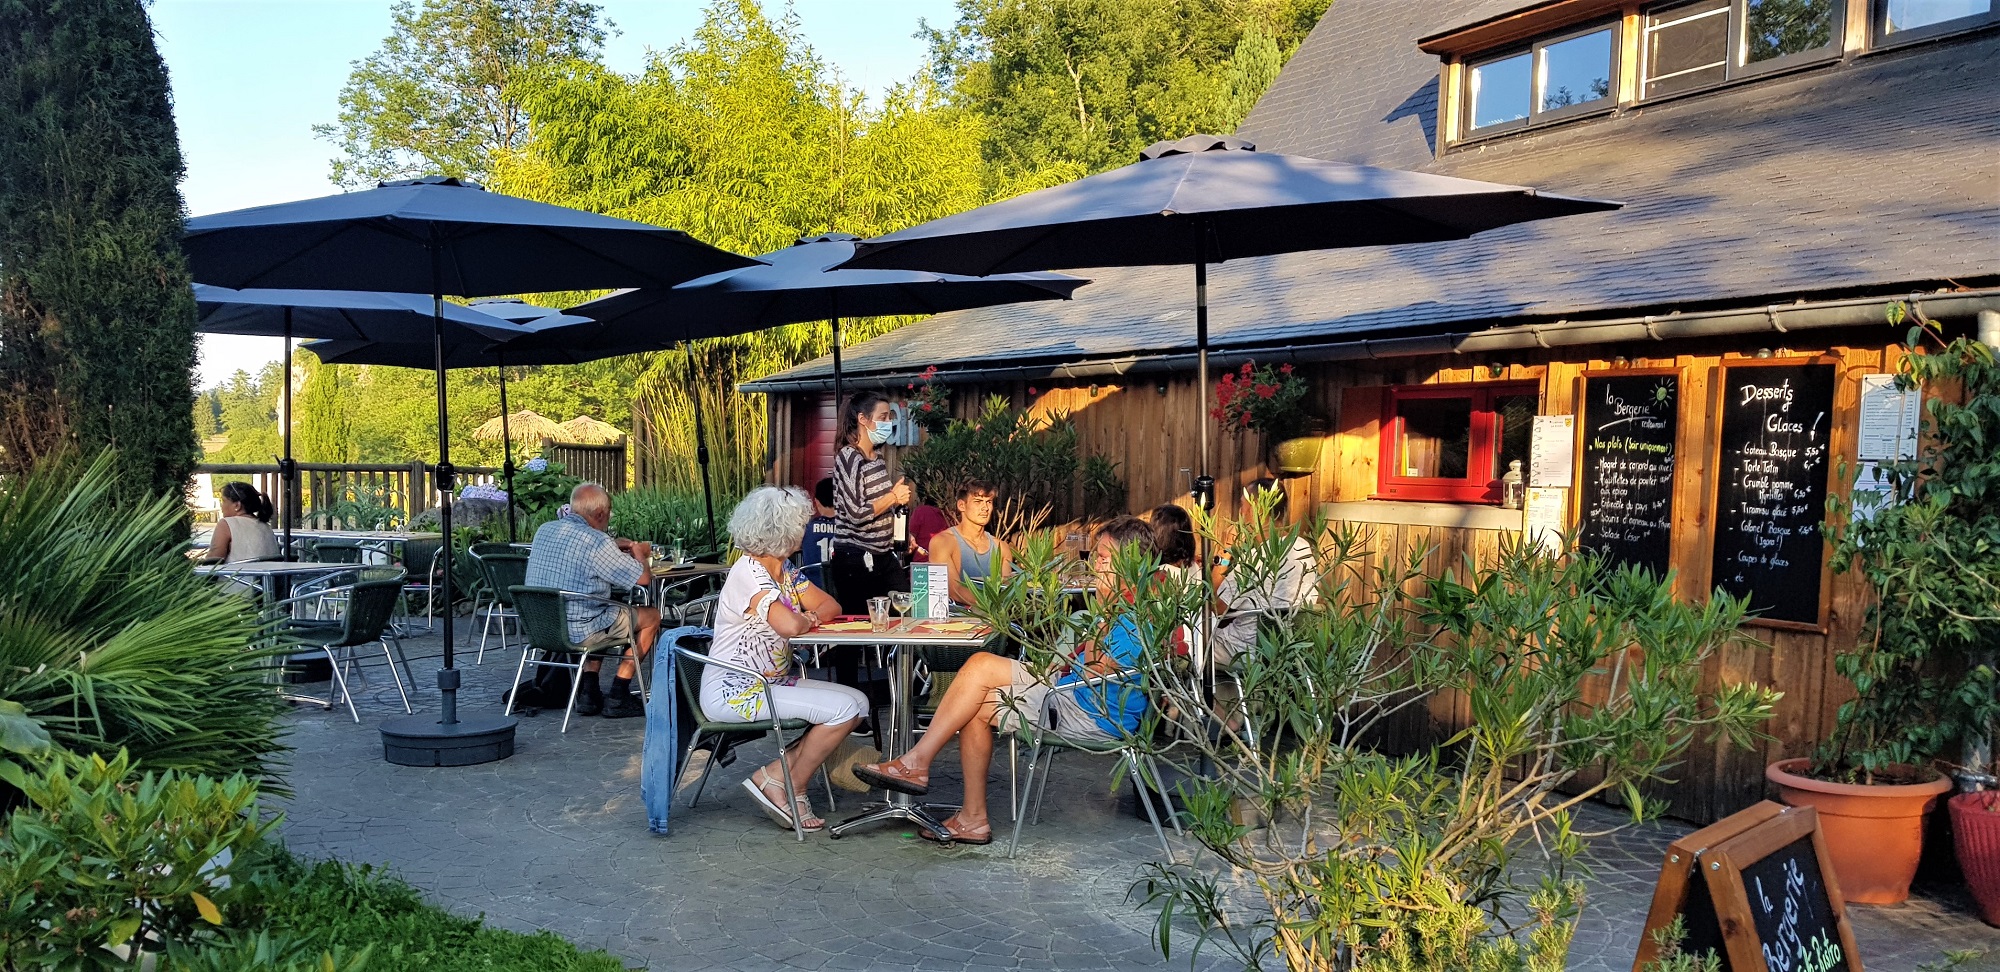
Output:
[671, 636, 835, 843]
[506, 586, 648, 732]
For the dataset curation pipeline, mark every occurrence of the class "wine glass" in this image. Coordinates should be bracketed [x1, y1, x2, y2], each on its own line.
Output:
[889, 590, 912, 621]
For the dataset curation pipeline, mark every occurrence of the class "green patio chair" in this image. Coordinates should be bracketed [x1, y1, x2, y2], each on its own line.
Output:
[672, 635, 835, 843]
[1006, 670, 1182, 860]
[507, 585, 647, 733]
[273, 574, 414, 723]
[474, 552, 530, 663]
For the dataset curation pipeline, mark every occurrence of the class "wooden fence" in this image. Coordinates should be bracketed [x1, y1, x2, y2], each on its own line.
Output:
[197, 461, 498, 529]
[541, 439, 626, 492]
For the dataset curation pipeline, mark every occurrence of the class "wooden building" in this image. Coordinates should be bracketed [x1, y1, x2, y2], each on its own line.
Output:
[744, 0, 2000, 822]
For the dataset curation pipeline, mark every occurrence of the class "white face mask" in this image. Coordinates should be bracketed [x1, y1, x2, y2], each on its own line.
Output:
[867, 420, 895, 446]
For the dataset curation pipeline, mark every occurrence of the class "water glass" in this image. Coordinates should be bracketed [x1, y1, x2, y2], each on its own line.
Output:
[668, 538, 685, 565]
[867, 597, 891, 632]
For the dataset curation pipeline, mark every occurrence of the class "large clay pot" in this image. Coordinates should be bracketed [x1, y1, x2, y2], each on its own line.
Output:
[1767, 758, 1952, 904]
[1950, 790, 2000, 926]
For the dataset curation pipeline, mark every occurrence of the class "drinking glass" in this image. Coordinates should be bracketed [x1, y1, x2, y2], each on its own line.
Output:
[867, 596, 891, 632]
[669, 538, 685, 565]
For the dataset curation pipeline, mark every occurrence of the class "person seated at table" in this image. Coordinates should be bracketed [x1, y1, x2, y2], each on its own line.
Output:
[908, 502, 948, 562]
[852, 515, 1159, 845]
[926, 480, 1013, 606]
[1209, 479, 1317, 667]
[1146, 502, 1205, 661]
[797, 476, 840, 590]
[524, 482, 659, 719]
[209, 482, 281, 563]
[701, 485, 864, 833]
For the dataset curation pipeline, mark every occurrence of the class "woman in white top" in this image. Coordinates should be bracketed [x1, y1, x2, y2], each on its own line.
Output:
[209, 482, 281, 563]
[701, 485, 866, 833]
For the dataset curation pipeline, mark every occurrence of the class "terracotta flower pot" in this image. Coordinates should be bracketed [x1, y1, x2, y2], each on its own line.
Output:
[1951, 790, 2000, 926]
[1767, 757, 1952, 904]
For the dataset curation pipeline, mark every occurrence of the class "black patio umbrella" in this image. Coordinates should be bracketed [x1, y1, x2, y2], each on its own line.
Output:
[840, 134, 1621, 490]
[185, 175, 758, 767]
[192, 285, 535, 559]
[304, 298, 600, 544]
[554, 233, 1089, 544]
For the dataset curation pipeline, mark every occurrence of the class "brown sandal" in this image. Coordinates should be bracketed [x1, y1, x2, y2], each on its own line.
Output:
[853, 760, 930, 795]
[919, 816, 993, 845]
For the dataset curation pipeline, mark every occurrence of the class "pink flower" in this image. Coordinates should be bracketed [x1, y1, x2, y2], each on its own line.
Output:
[1210, 407, 1224, 420]
[1239, 412, 1252, 427]
[923, 365, 938, 378]
[1240, 362, 1254, 377]
[919, 402, 932, 411]
[1028, 386, 1039, 396]
[907, 383, 915, 390]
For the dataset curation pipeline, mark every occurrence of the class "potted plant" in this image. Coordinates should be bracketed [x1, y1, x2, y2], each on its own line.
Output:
[904, 365, 952, 436]
[1212, 360, 1319, 474]
[1781, 311, 2000, 906]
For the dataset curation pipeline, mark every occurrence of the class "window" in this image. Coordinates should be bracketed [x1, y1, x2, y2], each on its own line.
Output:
[1464, 23, 1617, 134]
[1878, 0, 1996, 38]
[1643, 0, 1843, 98]
[1379, 384, 1540, 503]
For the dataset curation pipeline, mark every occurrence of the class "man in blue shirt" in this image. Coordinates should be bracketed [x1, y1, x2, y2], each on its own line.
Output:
[524, 483, 657, 718]
[852, 515, 1158, 845]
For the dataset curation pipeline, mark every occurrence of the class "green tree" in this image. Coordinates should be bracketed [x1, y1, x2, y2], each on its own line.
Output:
[295, 359, 354, 463]
[491, 0, 986, 495]
[922, 0, 1330, 190]
[212, 363, 282, 465]
[315, 0, 611, 186]
[0, 0, 200, 497]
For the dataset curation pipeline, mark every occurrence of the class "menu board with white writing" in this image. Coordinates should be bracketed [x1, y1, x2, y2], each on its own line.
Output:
[1710, 363, 1836, 628]
[1578, 373, 1679, 577]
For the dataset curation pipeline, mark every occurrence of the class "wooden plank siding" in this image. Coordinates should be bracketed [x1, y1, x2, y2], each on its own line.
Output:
[776, 324, 1905, 823]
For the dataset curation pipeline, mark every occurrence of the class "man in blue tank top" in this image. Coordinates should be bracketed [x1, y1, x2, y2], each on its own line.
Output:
[926, 480, 1014, 607]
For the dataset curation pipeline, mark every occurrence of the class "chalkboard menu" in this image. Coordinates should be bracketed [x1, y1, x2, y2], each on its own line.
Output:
[1634, 802, 1860, 972]
[1578, 373, 1680, 576]
[1710, 363, 1837, 628]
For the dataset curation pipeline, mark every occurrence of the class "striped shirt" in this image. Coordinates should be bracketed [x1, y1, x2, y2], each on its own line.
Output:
[833, 444, 894, 554]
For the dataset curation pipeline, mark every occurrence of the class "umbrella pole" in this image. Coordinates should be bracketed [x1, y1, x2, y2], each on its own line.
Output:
[830, 314, 844, 423]
[429, 247, 460, 719]
[685, 342, 717, 554]
[498, 355, 517, 544]
[281, 310, 295, 561]
[1193, 227, 1217, 705]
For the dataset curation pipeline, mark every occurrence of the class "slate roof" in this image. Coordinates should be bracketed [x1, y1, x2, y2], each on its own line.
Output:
[747, 3, 2000, 389]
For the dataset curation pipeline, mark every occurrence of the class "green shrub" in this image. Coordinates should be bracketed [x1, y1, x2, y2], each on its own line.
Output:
[219, 851, 625, 972]
[0, 452, 286, 788]
[610, 486, 734, 553]
[902, 395, 1127, 539]
[0, 750, 277, 968]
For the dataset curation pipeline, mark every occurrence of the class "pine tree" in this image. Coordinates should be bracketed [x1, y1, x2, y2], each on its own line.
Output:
[0, 0, 200, 496]
[296, 358, 355, 463]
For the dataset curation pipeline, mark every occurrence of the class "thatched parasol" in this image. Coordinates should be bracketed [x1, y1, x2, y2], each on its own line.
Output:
[475, 409, 562, 445]
[559, 415, 625, 445]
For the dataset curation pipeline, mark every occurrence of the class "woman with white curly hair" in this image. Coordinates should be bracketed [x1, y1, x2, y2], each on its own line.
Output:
[702, 485, 866, 833]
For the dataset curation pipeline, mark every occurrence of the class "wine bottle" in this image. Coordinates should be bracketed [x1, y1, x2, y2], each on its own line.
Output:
[891, 500, 910, 566]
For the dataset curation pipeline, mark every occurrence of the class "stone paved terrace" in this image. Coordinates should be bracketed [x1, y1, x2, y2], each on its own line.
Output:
[275, 626, 1997, 971]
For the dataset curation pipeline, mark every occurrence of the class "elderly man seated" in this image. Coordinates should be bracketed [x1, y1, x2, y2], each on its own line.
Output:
[853, 515, 1159, 845]
[524, 482, 659, 719]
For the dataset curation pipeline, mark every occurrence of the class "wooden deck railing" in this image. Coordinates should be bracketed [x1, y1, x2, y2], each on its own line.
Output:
[197, 461, 498, 529]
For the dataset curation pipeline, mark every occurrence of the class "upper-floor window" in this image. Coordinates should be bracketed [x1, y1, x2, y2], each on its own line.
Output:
[1467, 23, 1618, 133]
[1879, 0, 1996, 38]
[1643, 0, 1842, 98]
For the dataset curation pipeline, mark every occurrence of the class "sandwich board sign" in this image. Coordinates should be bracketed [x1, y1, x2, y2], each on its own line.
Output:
[1632, 801, 1861, 972]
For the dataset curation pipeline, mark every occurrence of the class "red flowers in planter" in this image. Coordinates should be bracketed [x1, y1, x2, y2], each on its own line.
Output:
[1213, 360, 1309, 439]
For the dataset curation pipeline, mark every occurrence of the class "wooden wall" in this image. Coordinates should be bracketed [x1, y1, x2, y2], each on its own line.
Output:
[772, 324, 1914, 822]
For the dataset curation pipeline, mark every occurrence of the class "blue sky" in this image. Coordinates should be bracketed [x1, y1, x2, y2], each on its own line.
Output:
[155, 0, 958, 387]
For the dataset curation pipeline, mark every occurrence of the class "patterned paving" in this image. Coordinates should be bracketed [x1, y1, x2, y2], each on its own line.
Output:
[274, 628, 1994, 970]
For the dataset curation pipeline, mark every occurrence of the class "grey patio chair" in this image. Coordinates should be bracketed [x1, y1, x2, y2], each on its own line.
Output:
[1006, 669, 1182, 860]
[461, 541, 518, 637]
[671, 636, 835, 843]
[272, 574, 415, 723]
[473, 552, 530, 662]
[506, 586, 648, 732]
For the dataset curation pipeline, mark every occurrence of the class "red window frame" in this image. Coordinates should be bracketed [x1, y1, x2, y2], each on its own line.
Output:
[1376, 382, 1539, 503]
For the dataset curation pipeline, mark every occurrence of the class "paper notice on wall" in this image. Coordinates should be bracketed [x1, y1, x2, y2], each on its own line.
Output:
[1530, 415, 1576, 488]
[1856, 374, 1920, 460]
[1848, 460, 1897, 529]
[1524, 487, 1567, 553]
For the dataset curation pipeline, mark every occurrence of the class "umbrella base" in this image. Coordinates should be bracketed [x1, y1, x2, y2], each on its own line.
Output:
[380, 713, 517, 766]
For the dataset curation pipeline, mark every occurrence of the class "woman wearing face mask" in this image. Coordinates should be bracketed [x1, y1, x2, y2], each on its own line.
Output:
[828, 392, 911, 721]
[830, 391, 913, 615]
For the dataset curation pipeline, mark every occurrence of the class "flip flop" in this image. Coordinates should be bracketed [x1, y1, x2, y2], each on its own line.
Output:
[740, 769, 796, 831]
[918, 817, 994, 845]
[853, 761, 930, 796]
